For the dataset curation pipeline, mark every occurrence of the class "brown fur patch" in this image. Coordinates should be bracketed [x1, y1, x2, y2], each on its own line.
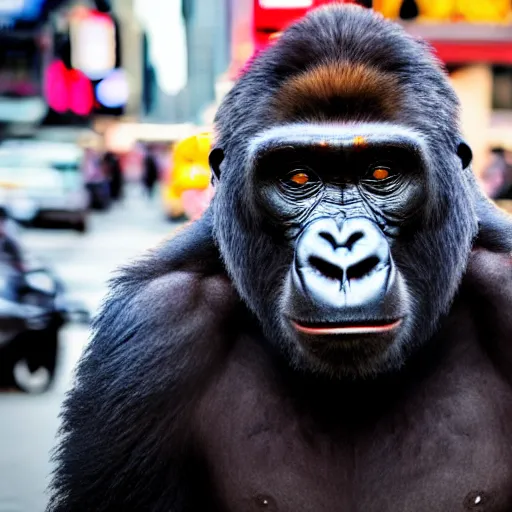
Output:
[273, 62, 402, 122]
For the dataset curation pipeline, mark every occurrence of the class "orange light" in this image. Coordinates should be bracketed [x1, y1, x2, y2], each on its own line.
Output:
[372, 168, 389, 180]
[353, 135, 367, 147]
[269, 31, 283, 41]
[291, 172, 309, 185]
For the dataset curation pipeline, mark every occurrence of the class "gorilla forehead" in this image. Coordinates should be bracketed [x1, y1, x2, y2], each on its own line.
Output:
[214, 5, 460, 152]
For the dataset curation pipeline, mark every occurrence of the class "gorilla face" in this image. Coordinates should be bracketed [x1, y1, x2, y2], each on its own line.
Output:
[211, 6, 478, 378]
[251, 124, 426, 375]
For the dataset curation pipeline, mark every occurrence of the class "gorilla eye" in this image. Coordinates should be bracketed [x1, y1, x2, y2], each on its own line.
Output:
[365, 164, 397, 183]
[278, 168, 321, 198]
[281, 169, 319, 189]
[290, 172, 310, 185]
[372, 167, 390, 180]
[361, 163, 402, 193]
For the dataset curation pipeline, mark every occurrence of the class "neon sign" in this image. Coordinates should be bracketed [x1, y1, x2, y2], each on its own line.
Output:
[44, 60, 94, 116]
[259, 0, 313, 7]
[69, 8, 116, 80]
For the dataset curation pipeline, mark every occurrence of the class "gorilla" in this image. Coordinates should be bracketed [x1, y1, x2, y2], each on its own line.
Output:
[49, 5, 512, 512]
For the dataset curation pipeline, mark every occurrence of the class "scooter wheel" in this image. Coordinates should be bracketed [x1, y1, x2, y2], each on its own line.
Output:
[12, 359, 53, 394]
[11, 329, 58, 394]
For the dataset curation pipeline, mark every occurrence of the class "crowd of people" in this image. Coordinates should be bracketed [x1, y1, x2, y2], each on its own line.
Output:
[82, 144, 162, 210]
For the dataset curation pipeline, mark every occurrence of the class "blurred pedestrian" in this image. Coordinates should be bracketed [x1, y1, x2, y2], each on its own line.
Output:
[0, 208, 25, 300]
[142, 146, 159, 199]
[103, 151, 124, 201]
[481, 148, 512, 199]
[83, 147, 111, 210]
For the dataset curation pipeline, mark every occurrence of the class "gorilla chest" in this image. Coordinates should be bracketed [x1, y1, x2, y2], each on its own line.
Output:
[200, 352, 512, 512]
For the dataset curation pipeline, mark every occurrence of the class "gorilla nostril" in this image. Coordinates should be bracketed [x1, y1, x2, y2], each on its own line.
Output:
[346, 256, 380, 281]
[345, 231, 364, 249]
[319, 231, 338, 248]
[308, 256, 344, 282]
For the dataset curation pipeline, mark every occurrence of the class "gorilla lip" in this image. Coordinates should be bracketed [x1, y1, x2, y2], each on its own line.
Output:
[291, 318, 402, 335]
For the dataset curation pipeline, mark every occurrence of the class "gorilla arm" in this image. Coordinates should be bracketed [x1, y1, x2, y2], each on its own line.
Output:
[464, 247, 512, 383]
[465, 168, 512, 376]
[48, 214, 235, 512]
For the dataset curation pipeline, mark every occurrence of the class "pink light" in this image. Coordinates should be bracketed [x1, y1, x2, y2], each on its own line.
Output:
[68, 69, 94, 116]
[43, 60, 94, 116]
[44, 60, 69, 113]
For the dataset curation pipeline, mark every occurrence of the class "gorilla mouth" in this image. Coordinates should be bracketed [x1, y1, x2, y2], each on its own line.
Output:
[291, 318, 403, 335]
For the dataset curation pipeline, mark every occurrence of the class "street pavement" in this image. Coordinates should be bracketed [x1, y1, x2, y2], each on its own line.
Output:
[0, 186, 179, 512]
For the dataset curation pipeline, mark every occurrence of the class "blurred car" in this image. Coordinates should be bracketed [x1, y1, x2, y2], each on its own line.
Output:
[0, 141, 89, 232]
[162, 132, 213, 220]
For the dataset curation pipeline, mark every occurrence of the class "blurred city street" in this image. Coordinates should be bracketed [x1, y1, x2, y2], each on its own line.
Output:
[0, 187, 177, 512]
[1, 0, 512, 510]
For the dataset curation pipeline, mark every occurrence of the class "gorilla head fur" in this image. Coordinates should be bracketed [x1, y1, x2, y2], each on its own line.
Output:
[210, 5, 478, 378]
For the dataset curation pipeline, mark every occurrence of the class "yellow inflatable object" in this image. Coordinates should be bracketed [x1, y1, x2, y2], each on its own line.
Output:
[373, 0, 403, 20]
[374, 0, 510, 22]
[415, 0, 455, 21]
[455, 0, 510, 23]
[162, 132, 212, 220]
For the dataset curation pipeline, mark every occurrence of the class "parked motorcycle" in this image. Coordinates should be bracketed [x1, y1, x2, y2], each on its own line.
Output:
[0, 216, 89, 393]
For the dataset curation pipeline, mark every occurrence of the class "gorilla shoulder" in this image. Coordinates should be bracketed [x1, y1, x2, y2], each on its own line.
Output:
[464, 248, 512, 363]
[48, 218, 237, 512]
[91, 214, 236, 366]
[95, 225, 237, 377]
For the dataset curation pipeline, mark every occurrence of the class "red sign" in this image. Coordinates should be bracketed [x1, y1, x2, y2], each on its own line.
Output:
[254, 0, 346, 32]
[251, 0, 355, 63]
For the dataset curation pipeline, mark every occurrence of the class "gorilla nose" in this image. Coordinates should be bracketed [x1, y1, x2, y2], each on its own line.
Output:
[294, 217, 393, 308]
[302, 217, 388, 283]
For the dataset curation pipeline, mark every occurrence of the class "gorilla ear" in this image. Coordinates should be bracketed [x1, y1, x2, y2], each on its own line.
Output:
[209, 148, 224, 182]
[457, 141, 473, 170]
